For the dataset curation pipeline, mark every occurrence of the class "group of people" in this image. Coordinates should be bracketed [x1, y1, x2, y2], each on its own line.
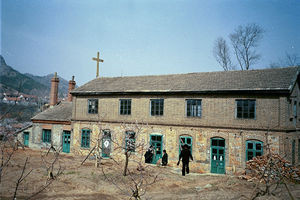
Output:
[144, 145, 168, 166]
[144, 144, 193, 176]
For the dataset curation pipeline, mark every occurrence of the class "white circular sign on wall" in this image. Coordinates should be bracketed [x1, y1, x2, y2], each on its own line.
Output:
[104, 140, 110, 148]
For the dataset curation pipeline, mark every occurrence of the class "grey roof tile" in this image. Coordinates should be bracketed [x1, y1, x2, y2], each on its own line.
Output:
[32, 101, 72, 121]
[72, 67, 299, 94]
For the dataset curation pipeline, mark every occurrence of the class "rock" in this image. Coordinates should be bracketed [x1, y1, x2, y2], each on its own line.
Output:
[204, 184, 212, 188]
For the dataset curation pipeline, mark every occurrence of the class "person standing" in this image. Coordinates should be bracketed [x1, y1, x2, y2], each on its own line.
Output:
[162, 150, 168, 166]
[177, 144, 193, 176]
[144, 145, 154, 163]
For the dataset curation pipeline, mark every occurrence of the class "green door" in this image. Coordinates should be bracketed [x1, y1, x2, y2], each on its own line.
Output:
[102, 130, 111, 158]
[150, 135, 163, 164]
[23, 132, 29, 147]
[179, 136, 192, 155]
[211, 138, 225, 174]
[62, 131, 71, 153]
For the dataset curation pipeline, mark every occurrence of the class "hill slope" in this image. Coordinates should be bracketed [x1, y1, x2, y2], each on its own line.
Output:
[0, 56, 48, 96]
[0, 55, 69, 97]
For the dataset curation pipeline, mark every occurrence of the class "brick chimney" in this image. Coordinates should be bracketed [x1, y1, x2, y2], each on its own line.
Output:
[50, 72, 59, 106]
[68, 76, 76, 102]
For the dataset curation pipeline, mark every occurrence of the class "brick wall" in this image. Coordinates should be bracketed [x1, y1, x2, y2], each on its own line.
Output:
[71, 120, 296, 174]
[72, 94, 292, 130]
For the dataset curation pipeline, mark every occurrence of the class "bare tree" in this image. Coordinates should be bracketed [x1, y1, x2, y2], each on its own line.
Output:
[286, 52, 299, 66]
[213, 37, 234, 71]
[229, 23, 264, 70]
[100, 121, 161, 199]
[269, 52, 299, 68]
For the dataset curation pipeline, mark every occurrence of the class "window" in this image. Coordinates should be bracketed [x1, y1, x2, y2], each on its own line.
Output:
[42, 129, 51, 143]
[186, 99, 202, 117]
[236, 99, 256, 119]
[120, 99, 131, 115]
[246, 140, 263, 161]
[150, 99, 164, 116]
[179, 136, 193, 155]
[88, 99, 98, 114]
[125, 131, 135, 152]
[81, 129, 90, 148]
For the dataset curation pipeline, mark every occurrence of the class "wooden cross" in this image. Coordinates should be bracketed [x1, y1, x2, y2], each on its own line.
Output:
[92, 51, 104, 78]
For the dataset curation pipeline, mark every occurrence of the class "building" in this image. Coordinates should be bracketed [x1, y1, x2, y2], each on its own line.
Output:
[22, 67, 300, 174]
[19, 73, 74, 153]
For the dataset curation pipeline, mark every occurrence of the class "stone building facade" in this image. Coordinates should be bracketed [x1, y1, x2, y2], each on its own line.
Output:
[19, 74, 74, 153]
[22, 67, 300, 174]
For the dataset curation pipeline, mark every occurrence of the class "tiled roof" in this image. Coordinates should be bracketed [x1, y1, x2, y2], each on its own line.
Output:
[31, 101, 72, 122]
[72, 67, 299, 95]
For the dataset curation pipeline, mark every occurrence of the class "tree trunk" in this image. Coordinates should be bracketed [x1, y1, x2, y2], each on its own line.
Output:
[123, 151, 129, 176]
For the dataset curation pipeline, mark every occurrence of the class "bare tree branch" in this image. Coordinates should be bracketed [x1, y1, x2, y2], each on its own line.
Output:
[229, 23, 264, 70]
[213, 37, 234, 71]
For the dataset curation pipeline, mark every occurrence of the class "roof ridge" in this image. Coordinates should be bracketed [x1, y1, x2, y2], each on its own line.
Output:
[91, 66, 299, 79]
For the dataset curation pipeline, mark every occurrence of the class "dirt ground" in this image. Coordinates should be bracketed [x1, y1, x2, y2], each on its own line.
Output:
[1, 148, 299, 200]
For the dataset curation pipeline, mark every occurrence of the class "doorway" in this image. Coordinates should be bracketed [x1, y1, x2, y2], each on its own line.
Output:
[150, 134, 163, 164]
[62, 131, 71, 153]
[211, 137, 225, 174]
[23, 132, 29, 147]
[102, 130, 111, 158]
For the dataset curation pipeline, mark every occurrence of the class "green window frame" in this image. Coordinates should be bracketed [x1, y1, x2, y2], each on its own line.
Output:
[120, 99, 131, 115]
[150, 99, 164, 116]
[125, 131, 135, 152]
[186, 99, 202, 117]
[236, 99, 256, 119]
[246, 140, 263, 161]
[179, 136, 193, 155]
[81, 129, 90, 148]
[42, 129, 51, 143]
[88, 99, 98, 114]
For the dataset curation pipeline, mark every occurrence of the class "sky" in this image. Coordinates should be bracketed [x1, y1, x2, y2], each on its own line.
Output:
[1, 0, 300, 86]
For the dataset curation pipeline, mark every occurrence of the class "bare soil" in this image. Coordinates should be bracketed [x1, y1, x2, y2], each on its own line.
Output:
[1, 148, 299, 200]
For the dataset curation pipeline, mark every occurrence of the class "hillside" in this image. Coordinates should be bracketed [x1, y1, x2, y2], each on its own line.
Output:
[25, 73, 69, 97]
[0, 55, 69, 97]
[0, 55, 48, 96]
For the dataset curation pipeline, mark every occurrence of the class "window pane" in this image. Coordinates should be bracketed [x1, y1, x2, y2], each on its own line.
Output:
[236, 100, 255, 119]
[219, 149, 224, 155]
[212, 148, 217, 154]
[157, 136, 162, 141]
[88, 99, 98, 114]
[219, 140, 225, 147]
[247, 142, 253, 149]
[187, 138, 191, 144]
[212, 139, 218, 146]
[256, 152, 262, 157]
[151, 99, 163, 116]
[248, 151, 253, 160]
[186, 99, 201, 117]
[256, 143, 262, 151]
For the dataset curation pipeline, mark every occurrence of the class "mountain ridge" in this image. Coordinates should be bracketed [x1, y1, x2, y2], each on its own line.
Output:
[0, 55, 69, 97]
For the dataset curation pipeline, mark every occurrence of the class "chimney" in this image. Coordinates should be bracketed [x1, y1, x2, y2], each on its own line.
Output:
[68, 76, 76, 102]
[50, 72, 59, 106]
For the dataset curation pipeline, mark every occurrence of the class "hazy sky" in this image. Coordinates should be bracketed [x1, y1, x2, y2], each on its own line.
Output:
[1, 0, 300, 86]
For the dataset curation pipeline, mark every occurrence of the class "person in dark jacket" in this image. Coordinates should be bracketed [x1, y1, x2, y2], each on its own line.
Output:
[177, 144, 193, 176]
[162, 150, 168, 166]
[144, 145, 154, 163]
